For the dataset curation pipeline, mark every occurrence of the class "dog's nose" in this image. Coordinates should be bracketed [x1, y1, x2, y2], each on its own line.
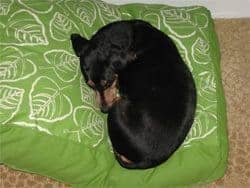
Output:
[87, 80, 95, 87]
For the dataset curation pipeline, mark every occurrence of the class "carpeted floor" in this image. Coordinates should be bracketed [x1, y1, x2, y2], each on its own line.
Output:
[1, 18, 250, 188]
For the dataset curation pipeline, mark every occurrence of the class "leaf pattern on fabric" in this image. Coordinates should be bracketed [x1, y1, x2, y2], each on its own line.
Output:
[0, 85, 24, 124]
[64, 105, 105, 147]
[197, 71, 217, 103]
[192, 37, 211, 64]
[0, 0, 13, 15]
[1, 9, 48, 45]
[12, 121, 52, 135]
[80, 76, 98, 110]
[183, 104, 217, 146]
[50, 12, 80, 41]
[18, 0, 54, 14]
[29, 76, 73, 122]
[140, 9, 160, 29]
[43, 50, 79, 82]
[161, 9, 208, 38]
[0, 46, 37, 83]
[65, 0, 96, 27]
[95, 1, 121, 24]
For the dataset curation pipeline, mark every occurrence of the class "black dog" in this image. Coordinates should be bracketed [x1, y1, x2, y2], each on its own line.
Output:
[71, 20, 196, 169]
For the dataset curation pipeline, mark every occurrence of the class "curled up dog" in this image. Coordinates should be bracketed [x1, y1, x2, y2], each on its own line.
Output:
[71, 20, 197, 169]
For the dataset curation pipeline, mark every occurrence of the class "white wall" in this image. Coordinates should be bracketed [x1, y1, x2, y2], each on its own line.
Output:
[104, 0, 250, 18]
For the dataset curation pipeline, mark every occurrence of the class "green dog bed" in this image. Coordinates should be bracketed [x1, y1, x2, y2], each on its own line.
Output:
[0, 0, 228, 187]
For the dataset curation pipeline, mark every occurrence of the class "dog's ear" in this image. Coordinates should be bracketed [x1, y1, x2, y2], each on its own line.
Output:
[71, 34, 88, 57]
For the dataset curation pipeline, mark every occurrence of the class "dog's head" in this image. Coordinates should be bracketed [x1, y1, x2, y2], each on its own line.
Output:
[71, 34, 117, 92]
[71, 25, 137, 89]
[71, 31, 137, 112]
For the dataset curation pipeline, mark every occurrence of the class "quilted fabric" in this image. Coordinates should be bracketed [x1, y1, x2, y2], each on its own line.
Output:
[0, 0, 228, 187]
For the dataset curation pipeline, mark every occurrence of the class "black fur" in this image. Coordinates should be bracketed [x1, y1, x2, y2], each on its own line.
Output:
[71, 20, 196, 169]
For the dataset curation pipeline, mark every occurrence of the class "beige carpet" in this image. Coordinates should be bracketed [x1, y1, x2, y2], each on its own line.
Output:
[1, 19, 250, 188]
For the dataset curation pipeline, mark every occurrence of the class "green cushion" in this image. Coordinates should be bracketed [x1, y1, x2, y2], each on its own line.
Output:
[0, 0, 228, 187]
